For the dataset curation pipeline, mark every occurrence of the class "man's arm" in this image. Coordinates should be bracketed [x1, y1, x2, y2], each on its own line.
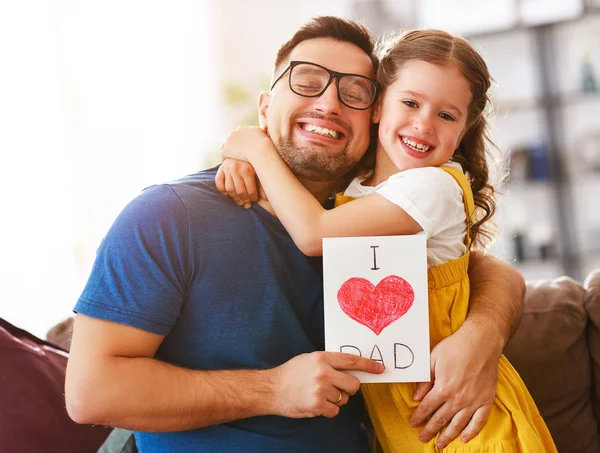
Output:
[463, 251, 524, 343]
[408, 252, 524, 448]
[65, 314, 383, 431]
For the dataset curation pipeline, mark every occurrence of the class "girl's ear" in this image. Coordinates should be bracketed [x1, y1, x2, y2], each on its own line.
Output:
[371, 99, 382, 124]
[258, 91, 270, 131]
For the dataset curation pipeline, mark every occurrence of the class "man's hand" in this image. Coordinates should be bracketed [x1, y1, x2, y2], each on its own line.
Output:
[270, 352, 384, 419]
[408, 253, 524, 449]
[67, 316, 384, 431]
[409, 324, 498, 448]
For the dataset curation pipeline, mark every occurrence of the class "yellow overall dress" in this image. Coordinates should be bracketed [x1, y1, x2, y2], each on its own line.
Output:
[335, 166, 556, 452]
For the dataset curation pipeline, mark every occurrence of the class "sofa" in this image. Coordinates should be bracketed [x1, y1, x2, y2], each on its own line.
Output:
[503, 269, 600, 453]
[1, 269, 599, 452]
[0, 317, 112, 453]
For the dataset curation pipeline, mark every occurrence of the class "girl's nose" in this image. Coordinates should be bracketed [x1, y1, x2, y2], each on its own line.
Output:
[413, 113, 434, 134]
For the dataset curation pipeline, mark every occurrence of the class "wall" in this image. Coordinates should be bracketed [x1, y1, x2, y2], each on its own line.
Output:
[473, 15, 600, 279]
[0, 0, 362, 338]
[211, 0, 357, 151]
[0, 0, 220, 337]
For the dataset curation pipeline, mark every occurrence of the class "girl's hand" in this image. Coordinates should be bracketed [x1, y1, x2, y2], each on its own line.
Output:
[215, 159, 266, 209]
[220, 126, 274, 163]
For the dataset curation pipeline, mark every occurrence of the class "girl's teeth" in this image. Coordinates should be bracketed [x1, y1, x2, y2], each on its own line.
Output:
[402, 137, 430, 152]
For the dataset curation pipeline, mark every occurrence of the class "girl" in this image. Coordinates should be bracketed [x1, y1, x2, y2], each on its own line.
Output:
[216, 30, 556, 452]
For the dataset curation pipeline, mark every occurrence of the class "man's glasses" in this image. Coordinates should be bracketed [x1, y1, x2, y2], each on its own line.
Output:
[270, 61, 378, 110]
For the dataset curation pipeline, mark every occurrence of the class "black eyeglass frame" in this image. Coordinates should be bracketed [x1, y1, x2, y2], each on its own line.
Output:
[270, 60, 379, 110]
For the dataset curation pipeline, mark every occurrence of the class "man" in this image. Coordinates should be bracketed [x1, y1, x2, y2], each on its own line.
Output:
[66, 16, 524, 452]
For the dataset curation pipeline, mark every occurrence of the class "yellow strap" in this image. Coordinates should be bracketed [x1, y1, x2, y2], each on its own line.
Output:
[334, 193, 354, 208]
[440, 165, 476, 249]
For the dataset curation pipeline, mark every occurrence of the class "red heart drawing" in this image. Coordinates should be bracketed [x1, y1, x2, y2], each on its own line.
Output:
[337, 275, 414, 335]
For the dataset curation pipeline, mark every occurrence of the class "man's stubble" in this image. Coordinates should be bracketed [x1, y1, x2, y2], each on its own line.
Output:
[271, 112, 363, 183]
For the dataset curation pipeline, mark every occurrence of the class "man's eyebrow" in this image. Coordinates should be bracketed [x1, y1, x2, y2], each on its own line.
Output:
[398, 90, 465, 118]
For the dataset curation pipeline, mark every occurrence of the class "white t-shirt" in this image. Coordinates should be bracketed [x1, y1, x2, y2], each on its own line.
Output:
[343, 161, 466, 268]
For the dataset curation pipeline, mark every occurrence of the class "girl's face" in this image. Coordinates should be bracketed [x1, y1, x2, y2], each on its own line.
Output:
[373, 60, 472, 175]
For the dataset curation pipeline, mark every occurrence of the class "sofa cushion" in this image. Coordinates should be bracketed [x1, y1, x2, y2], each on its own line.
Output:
[0, 317, 111, 453]
[584, 269, 600, 426]
[504, 276, 600, 453]
[46, 316, 74, 352]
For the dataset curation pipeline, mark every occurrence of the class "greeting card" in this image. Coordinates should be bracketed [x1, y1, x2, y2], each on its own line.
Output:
[323, 235, 430, 383]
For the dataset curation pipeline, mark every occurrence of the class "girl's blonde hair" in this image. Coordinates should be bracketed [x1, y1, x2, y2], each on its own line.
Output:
[354, 29, 500, 248]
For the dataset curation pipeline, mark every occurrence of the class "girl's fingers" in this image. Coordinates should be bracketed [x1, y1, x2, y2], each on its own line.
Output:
[215, 166, 227, 195]
[224, 171, 244, 206]
[216, 159, 258, 208]
[240, 173, 259, 203]
[231, 172, 252, 208]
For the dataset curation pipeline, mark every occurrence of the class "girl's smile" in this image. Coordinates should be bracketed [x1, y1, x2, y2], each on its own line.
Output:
[370, 60, 472, 184]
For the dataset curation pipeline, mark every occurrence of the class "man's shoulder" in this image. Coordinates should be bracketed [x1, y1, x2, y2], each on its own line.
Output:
[138, 166, 222, 207]
[109, 166, 223, 231]
[167, 165, 220, 186]
[152, 165, 220, 195]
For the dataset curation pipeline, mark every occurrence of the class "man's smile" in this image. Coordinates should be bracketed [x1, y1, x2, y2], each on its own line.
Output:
[295, 117, 348, 141]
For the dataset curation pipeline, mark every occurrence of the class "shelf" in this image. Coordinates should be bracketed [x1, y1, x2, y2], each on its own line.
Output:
[571, 169, 600, 179]
[505, 178, 554, 189]
[465, 8, 600, 40]
[513, 258, 563, 281]
[505, 168, 600, 182]
[510, 249, 600, 280]
[494, 97, 541, 114]
[495, 90, 600, 114]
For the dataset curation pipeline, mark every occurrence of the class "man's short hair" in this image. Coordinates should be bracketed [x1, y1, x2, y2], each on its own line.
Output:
[273, 16, 379, 78]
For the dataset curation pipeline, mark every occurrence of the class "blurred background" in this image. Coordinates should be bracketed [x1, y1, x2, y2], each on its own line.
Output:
[1, 0, 600, 338]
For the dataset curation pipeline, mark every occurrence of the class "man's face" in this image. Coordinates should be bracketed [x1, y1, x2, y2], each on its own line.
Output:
[259, 38, 374, 182]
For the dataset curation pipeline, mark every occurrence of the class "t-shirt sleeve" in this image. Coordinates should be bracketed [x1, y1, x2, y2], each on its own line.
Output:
[74, 184, 190, 335]
[375, 167, 465, 239]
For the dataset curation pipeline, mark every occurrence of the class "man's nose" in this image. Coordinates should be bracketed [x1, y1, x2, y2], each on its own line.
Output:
[313, 81, 343, 116]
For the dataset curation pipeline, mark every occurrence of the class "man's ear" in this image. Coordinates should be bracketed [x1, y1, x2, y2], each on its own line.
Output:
[371, 100, 382, 124]
[258, 91, 270, 132]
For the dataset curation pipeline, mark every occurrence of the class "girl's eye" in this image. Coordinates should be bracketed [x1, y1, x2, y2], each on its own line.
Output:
[439, 112, 455, 121]
[403, 100, 418, 108]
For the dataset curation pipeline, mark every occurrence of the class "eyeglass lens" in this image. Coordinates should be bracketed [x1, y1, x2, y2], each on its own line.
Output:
[290, 63, 375, 109]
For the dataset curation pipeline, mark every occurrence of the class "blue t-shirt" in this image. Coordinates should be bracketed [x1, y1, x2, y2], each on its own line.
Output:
[74, 167, 368, 453]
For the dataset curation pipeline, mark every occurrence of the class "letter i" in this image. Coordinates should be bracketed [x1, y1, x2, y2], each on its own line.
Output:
[371, 246, 380, 270]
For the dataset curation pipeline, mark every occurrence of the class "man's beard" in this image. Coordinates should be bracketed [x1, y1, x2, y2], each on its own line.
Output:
[273, 114, 362, 182]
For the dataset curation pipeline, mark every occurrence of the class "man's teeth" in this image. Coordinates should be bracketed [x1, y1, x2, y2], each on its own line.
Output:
[402, 137, 431, 152]
[302, 124, 339, 139]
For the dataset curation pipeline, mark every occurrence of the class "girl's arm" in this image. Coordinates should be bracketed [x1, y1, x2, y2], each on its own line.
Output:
[220, 127, 422, 256]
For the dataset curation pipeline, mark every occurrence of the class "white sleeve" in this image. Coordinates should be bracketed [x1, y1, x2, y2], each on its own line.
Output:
[375, 167, 465, 239]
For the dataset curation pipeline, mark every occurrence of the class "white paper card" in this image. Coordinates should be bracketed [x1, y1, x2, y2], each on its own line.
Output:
[323, 235, 430, 383]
